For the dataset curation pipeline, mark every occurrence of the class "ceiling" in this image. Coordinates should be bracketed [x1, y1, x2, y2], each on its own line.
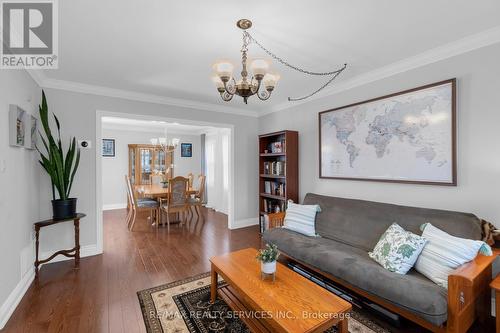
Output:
[101, 116, 217, 135]
[39, 1, 500, 115]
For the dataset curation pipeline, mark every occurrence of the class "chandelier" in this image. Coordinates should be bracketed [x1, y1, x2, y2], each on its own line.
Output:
[150, 129, 180, 154]
[212, 19, 348, 104]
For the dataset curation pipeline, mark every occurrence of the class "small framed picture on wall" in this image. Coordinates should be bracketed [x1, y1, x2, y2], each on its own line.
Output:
[181, 143, 192, 157]
[102, 139, 115, 157]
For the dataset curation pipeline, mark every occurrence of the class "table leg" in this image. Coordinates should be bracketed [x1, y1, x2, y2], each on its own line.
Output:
[35, 227, 40, 278]
[74, 218, 80, 268]
[337, 318, 348, 333]
[210, 264, 218, 304]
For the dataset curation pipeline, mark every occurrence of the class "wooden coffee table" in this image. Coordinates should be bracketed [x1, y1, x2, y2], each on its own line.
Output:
[210, 248, 352, 333]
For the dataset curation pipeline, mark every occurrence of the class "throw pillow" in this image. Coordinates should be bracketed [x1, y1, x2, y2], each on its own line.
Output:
[283, 201, 321, 237]
[414, 223, 492, 288]
[368, 223, 427, 274]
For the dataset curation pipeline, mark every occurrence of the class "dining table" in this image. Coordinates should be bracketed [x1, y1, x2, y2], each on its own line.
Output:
[134, 183, 197, 199]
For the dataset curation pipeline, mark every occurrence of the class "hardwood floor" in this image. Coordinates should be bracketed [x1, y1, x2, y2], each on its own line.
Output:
[3, 208, 493, 332]
[3, 208, 261, 333]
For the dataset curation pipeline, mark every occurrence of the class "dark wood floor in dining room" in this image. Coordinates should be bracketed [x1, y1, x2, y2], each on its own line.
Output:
[2, 208, 493, 333]
[3, 208, 261, 333]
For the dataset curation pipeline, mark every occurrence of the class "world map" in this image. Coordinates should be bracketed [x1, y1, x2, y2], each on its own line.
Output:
[320, 82, 454, 183]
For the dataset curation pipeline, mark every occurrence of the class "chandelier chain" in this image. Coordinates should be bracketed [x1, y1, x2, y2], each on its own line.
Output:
[287, 69, 344, 101]
[244, 31, 346, 76]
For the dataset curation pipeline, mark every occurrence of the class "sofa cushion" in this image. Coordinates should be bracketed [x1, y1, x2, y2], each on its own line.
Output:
[368, 223, 427, 274]
[263, 228, 448, 326]
[415, 223, 491, 288]
[303, 193, 482, 252]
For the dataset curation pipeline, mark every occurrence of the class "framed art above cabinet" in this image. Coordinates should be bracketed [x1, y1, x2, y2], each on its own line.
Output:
[319, 79, 456, 186]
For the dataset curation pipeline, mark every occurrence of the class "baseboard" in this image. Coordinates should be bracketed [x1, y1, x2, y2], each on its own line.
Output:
[0, 267, 35, 329]
[231, 217, 259, 230]
[0, 243, 101, 329]
[102, 203, 127, 210]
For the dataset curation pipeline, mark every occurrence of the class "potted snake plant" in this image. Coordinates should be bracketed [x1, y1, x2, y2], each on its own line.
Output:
[37, 91, 81, 220]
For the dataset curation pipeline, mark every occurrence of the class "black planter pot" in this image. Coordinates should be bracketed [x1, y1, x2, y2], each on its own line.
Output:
[52, 198, 77, 220]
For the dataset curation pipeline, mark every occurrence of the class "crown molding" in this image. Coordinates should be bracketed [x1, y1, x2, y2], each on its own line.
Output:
[26, 69, 46, 87]
[101, 122, 206, 135]
[263, 25, 500, 116]
[37, 78, 259, 117]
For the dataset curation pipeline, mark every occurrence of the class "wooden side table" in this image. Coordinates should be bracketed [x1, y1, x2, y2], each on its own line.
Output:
[491, 274, 500, 332]
[34, 213, 86, 277]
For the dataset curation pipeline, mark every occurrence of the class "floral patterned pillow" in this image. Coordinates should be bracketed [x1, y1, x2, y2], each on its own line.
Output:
[369, 223, 427, 274]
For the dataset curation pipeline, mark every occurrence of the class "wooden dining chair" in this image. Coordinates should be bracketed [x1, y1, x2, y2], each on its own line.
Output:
[159, 176, 189, 231]
[188, 174, 206, 218]
[125, 175, 159, 231]
[187, 173, 194, 189]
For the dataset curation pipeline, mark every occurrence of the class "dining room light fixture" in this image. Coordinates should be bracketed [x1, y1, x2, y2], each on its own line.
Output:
[212, 19, 348, 104]
[150, 128, 180, 154]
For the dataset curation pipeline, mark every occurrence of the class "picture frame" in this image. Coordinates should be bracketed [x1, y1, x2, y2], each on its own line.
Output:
[26, 114, 38, 150]
[181, 143, 192, 157]
[9, 105, 28, 147]
[102, 139, 115, 157]
[319, 79, 456, 186]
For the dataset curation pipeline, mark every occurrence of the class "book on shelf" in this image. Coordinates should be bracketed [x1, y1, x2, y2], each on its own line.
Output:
[262, 199, 287, 214]
[263, 181, 285, 196]
[267, 139, 286, 154]
[263, 161, 286, 176]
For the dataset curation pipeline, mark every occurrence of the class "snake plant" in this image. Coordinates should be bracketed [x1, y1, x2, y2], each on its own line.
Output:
[37, 91, 81, 200]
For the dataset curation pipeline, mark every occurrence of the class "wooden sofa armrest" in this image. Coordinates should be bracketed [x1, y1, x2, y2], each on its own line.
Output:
[446, 249, 499, 333]
[449, 249, 499, 284]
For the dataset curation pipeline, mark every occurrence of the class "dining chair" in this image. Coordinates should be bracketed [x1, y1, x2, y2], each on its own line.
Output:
[187, 173, 194, 189]
[125, 175, 159, 231]
[159, 176, 189, 232]
[188, 174, 206, 218]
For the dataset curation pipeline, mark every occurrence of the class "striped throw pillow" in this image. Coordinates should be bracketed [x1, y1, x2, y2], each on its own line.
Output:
[283, 201, 321, 237]
[414, 223, 492, 288]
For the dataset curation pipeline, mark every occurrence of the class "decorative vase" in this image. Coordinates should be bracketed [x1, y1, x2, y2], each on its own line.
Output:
[52, 198, 77, 220]
[261, 261, 277, 274]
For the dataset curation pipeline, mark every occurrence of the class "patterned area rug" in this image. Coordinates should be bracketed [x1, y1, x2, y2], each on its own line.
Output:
[137, 272, 390, 333]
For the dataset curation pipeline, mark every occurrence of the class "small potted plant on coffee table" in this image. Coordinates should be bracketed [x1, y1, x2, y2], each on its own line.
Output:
[256, 243, 279, 280]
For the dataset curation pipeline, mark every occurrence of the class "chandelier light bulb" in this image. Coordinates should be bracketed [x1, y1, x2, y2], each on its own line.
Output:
[211, 75, 225, 91]
[172, 138, 180, 147]
[250, 58, 269, 79]
[150, 138, 158, 145]
[212, 61, 234, 81]
[158, 137, 167, 145]
[264, 73, 280, 89]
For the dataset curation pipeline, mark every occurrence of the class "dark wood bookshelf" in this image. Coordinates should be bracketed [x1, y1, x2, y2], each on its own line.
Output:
[260, 174, 286, 179]
[258, 130, 298, 234]
[260, 193, 287, 201]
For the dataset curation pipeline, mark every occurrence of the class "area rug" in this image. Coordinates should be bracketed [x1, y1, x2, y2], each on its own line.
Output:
[137, 272, 390, 333]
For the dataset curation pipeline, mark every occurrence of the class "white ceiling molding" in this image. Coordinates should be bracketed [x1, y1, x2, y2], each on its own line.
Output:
[101, 122, 206, 135]
[26, 69, 46, 87]
[264, 25, 500, 116]
[37, 77, 259, 118]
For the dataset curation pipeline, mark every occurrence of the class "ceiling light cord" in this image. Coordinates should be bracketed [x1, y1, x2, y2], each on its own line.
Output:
[244, 31, 347, 101]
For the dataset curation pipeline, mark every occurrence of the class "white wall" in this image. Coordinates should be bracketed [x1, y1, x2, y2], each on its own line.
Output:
[101, 128, 201, 209]
[37, 88, 259, 256]
[0, 70, 40, 328]
[259, 43, 500, 226]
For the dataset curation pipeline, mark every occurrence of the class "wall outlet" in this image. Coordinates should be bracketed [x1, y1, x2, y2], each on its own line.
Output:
[78, 140, 92, 149]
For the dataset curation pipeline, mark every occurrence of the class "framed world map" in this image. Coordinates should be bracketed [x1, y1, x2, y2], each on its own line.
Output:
[319, 79, 456, 185]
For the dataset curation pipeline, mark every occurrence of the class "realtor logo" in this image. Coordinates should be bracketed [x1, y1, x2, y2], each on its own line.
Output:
[1, 0, 58, 68]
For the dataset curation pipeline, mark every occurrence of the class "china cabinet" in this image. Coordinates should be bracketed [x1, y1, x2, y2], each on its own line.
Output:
[128, 144, 174, 185]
